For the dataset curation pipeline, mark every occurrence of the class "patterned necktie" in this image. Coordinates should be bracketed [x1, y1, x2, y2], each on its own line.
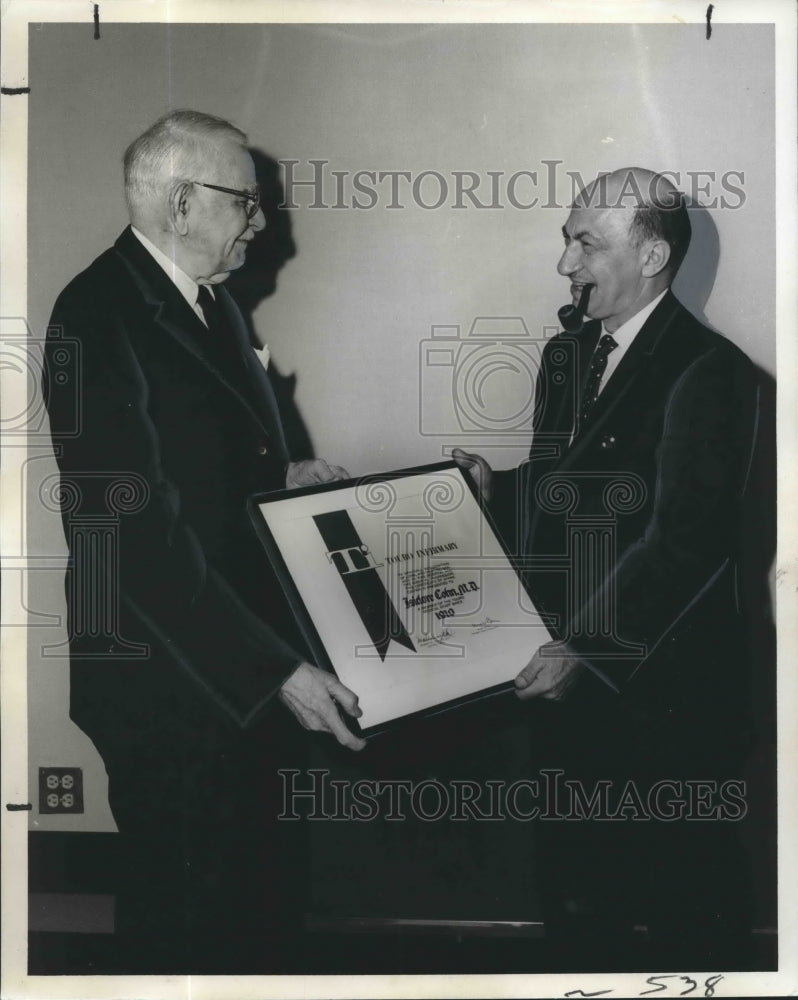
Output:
[579, 333, 618, 426]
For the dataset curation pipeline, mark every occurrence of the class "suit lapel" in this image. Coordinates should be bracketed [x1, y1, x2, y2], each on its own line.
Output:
[557, 320, 602, 438]
[530, 320, 601, 461]
[525, 292, 683, 549]
[559, 291, 682, 466]
[523, 320, 600, 549]
[215, 284, 288, 458]
[112, 228, 281, 445]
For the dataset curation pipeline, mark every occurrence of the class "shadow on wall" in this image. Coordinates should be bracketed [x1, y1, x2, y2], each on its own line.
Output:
[673, 199, 720, 328]
[226, 148, 315, 460]
[671, 196, 775, 421]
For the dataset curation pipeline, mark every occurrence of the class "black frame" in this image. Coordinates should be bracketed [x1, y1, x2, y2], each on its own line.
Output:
[248, 460, 543, 738]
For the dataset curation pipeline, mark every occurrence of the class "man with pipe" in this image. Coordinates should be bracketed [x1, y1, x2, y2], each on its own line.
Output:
[455, 167, 764, 966]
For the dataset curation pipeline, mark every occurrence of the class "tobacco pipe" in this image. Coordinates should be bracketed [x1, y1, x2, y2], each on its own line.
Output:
[557, 283, 594, 333]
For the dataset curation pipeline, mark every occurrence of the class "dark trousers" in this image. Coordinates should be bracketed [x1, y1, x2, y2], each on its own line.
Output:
[101, 706, 309, 974]
[526, 685, 755, 970]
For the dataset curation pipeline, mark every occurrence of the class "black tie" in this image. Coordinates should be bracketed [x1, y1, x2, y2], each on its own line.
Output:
[579, 333, 618, 426]
[195, 285, 247, 384]
[197, 286, 282, 467]
[197, 284, 228, 336]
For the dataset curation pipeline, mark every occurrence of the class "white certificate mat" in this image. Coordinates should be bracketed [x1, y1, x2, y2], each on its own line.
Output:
[252, 463, 550, 732]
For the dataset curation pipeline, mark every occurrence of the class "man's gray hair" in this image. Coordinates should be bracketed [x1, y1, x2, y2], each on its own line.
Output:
[123, 109, 248, 217]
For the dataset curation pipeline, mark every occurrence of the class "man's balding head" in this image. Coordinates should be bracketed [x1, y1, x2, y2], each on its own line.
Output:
[123, 110, 265, 284]
[576, 168, 692, 278]
[123, 110, 248, 224]
[558, 168, 691, 332]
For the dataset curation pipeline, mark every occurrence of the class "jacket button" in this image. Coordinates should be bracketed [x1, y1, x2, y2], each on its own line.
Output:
[256, 443, 269, 456]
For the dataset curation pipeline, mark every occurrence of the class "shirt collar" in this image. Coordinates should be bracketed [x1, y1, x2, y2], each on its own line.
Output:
[130, 226, 202, 310]
[602, 288, 668, 346]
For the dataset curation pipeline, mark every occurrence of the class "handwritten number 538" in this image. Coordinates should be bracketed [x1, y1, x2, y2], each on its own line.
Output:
[640, 974, 724, 997]
[565, 975, 725, 999]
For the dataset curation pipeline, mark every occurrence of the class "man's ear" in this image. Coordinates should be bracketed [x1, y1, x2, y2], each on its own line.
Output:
[169, 182, 193, 235]
[640, 239, 671, 278]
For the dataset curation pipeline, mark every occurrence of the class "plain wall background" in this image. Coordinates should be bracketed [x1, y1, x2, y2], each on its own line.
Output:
[27, 22, 775, 831]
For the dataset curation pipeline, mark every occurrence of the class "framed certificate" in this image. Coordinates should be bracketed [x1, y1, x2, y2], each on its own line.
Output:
[249, 462, 551, 735]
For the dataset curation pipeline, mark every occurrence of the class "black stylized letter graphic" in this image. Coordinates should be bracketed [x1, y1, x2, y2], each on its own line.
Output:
[313, 509, 415, 660]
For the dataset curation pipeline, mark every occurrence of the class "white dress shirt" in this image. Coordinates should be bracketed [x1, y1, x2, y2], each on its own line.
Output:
[596, 289, 667, 395]
[130, 226, 213, 326]
[130, 226, 271, 370]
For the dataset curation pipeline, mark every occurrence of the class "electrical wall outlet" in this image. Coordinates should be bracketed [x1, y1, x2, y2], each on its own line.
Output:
[39, 767, 84, 814]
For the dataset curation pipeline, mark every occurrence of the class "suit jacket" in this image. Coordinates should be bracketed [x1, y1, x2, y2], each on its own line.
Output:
[493, 291, 761, 766]
[44, 227, 309, 832]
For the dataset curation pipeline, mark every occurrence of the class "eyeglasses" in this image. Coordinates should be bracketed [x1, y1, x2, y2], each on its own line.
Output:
[194, 181, 261, 220]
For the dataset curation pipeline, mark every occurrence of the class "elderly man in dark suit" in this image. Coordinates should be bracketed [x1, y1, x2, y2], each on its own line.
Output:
[456, 168, 763, 967]
[44, 110, 364, 973]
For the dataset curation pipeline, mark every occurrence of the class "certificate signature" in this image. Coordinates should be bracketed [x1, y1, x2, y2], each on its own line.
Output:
[417, 628, 455, 648]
